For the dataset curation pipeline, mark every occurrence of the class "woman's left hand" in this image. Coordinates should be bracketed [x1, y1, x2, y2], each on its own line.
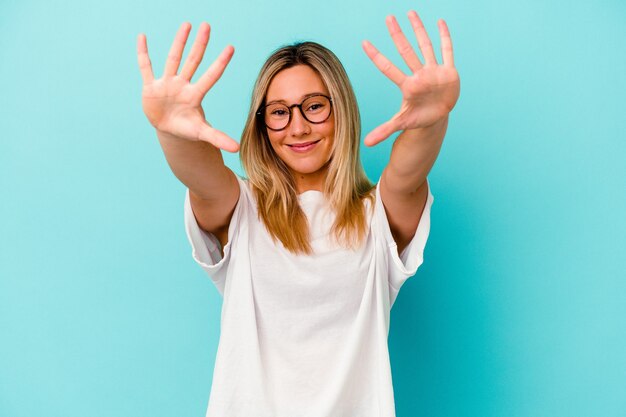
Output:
[362, 11, 460, 146]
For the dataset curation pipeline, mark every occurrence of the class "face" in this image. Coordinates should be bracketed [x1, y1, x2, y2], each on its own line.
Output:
[264, 64, 335, 191]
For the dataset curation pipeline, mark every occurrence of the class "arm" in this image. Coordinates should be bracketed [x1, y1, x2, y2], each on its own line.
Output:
[363, 12, 460, 254]
[137, 22, 240, 247]
[381, 118, 447, 254]
[157, 131, 239, 247]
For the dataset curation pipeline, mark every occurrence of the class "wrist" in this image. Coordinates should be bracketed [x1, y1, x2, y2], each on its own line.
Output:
[399, 115, 448, 142]
[156, 129, 183, 142]
[406, 114, 449, 133]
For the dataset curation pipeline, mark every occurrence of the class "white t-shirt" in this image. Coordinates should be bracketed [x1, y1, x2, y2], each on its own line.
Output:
[184, 176, 434, 417]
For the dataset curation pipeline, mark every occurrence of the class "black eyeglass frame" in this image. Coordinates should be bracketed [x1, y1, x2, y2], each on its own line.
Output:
[256, 94, 333, 132]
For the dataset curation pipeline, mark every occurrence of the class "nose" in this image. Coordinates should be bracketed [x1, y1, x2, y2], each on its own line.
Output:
[288, 107, 311, 137]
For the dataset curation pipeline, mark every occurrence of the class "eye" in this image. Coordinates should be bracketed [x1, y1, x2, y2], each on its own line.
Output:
[267, 106, 289, 118]
[306, 102, 325, 112]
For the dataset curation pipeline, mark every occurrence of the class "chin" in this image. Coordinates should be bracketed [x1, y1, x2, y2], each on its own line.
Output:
[287, 157, 332, 176]
[287, 163, 324, 175]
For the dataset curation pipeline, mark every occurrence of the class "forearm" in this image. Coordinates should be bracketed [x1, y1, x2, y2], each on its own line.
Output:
[384, 116, 448, 194]
[157, 130, 235, 201]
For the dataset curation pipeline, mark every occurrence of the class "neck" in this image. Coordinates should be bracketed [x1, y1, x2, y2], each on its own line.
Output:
[292, 168, 328, 194]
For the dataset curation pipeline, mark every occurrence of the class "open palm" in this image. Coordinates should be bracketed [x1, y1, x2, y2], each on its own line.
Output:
[362, 11, 460, 146]
[137, 22, 239, 152]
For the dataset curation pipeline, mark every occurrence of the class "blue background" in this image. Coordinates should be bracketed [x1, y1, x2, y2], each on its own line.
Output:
[1, 0, 624, 416]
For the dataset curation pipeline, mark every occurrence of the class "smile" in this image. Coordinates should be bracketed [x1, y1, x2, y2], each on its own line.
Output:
[287, 139, 321, 153]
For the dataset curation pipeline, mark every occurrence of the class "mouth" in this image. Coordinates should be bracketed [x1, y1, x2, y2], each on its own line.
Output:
[287, 139, 322, 152]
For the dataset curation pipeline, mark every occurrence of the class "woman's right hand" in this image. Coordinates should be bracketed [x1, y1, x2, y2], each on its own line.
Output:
[137, 22, 239, 152]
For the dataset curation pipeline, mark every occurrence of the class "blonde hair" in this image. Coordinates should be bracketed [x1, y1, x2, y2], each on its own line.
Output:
[240, 42, 373, 254]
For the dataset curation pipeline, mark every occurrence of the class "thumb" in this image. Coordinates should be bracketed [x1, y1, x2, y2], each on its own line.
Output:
[363, 120, 399, 147]
[197, 123, 240, 153]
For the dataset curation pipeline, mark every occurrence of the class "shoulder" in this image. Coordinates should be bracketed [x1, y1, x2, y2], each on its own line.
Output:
[234, 175, 253, 199]
[361, 187, 376, 218]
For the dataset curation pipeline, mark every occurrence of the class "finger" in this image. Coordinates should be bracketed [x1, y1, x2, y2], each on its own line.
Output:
[386, 15, 423, 73]
[438, 19, 455, 68]
[361, 40, 405, 86]
[408, 10, 437, 66]
[195, 45, 235, 95]
[163, 22, 192, 77]
[179, 22, 211, 81]
[197, 124, 240, 152]
[364, 120, 399, 147]
[137, 33, 154, 84]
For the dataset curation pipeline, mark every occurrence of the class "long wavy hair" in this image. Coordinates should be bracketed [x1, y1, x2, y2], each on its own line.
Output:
[240, 41, 373, 254]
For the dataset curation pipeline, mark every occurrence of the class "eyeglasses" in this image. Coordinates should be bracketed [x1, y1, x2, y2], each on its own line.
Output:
[257, 94, 333, 131]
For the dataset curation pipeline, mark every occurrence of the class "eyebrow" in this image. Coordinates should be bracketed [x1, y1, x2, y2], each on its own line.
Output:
[265, 92, 327, 106]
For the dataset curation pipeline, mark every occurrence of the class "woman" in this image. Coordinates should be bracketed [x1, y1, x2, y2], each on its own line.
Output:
[137, 10, 459, 416]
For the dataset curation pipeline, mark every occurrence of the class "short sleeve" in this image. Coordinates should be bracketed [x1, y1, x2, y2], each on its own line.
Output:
[373, 179, 434, 305]
[183, 176, 248, 295]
